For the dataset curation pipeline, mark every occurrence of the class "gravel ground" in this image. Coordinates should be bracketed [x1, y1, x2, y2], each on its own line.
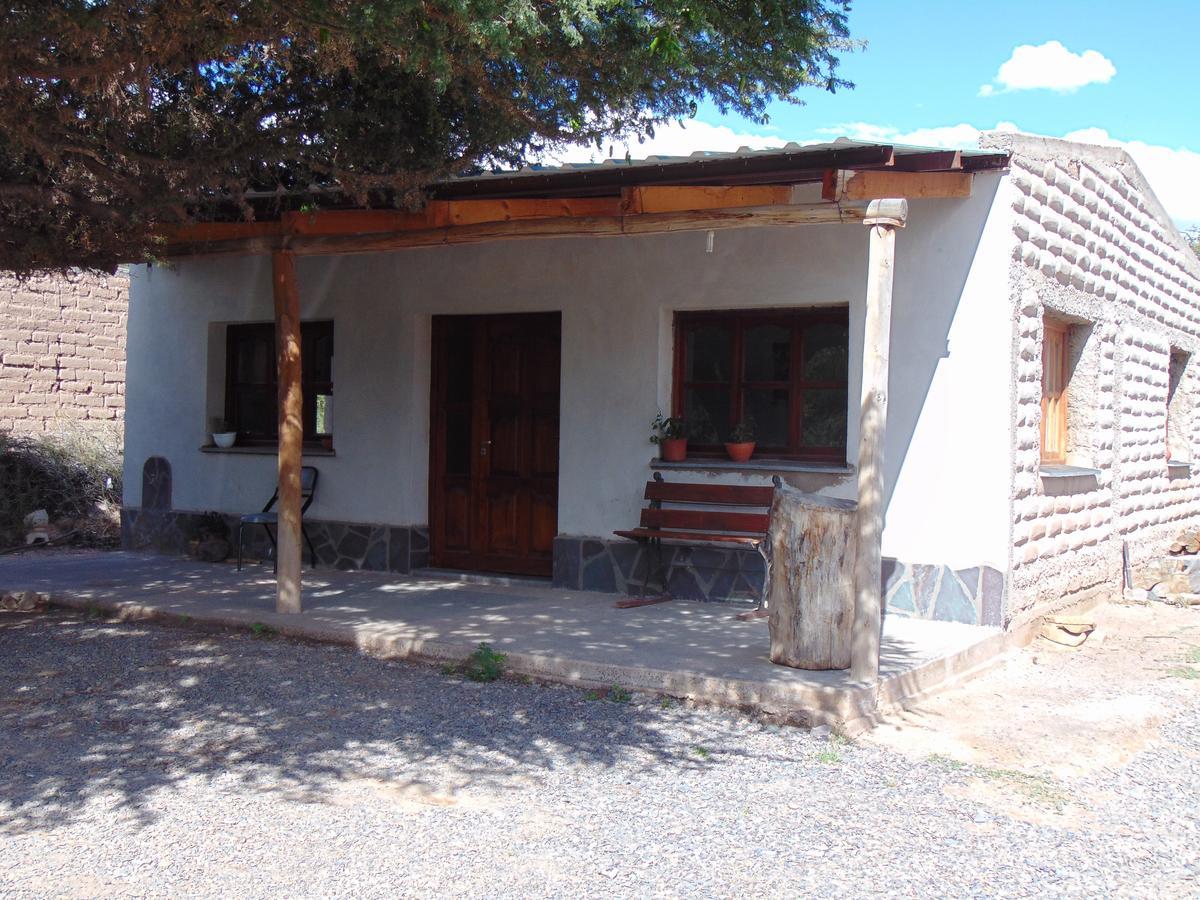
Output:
[2, 610, 1198, 899]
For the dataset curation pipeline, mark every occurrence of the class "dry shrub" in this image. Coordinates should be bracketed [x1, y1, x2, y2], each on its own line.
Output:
[0, 425, 123, 548]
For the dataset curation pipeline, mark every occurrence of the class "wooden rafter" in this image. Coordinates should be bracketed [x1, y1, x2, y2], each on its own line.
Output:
[166, 198, 869, 258]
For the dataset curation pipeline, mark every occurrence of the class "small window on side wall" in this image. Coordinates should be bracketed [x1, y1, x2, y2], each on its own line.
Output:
[1168, 348, 1191, 463]
[673, 307, 849, 461]
[1040, 318, 1069, 464]
[225, 321, 334, 444]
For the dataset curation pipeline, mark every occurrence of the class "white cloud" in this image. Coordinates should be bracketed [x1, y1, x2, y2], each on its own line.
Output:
[1062, 128, 1200, 230]
[817, 121, 1018, 148]
[543, 119, 789, 165]
[979, 41, 1116, 96]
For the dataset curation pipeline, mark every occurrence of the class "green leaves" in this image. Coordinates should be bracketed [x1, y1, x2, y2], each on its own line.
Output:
[0, 0, 854, 273]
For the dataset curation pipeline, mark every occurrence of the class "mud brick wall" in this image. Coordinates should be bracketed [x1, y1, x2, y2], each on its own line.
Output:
[993, 134, 1200, 622]
[0, 269, 128, 434]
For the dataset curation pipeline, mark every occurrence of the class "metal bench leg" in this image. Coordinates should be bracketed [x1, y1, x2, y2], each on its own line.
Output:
[652, 537, 671, 598]
[302, 524, 316, 569]
[263, 524, 277, 575]
[237, 522, 244, 572]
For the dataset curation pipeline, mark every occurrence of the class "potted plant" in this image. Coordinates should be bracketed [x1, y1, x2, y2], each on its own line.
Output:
[651, 412, 687, 462]
[725, 419, 756, 462]
[211, 418, 237, 449]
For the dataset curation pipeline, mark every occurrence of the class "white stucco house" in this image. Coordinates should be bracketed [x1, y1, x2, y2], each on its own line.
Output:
[121, 132, 1200, 629]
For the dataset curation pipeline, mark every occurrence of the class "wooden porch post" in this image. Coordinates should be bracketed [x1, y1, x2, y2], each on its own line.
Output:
[850, 199, 907, 682]
[272, 251, 303, 614]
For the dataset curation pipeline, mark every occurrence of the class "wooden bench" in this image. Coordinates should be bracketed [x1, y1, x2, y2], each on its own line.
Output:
[614, 472, 778, 604]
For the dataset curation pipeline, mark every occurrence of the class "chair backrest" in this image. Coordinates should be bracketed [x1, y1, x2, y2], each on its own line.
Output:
[262, 466, 319, 514]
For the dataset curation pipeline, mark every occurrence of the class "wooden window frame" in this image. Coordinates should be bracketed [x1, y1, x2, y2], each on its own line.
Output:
[1040, 319, 1069, 464]
[671, 307, 849, 462]
[225, 320, 334, 445]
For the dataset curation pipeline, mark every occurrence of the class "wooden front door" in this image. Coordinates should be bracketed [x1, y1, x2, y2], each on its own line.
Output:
[430, 313, 560, 576]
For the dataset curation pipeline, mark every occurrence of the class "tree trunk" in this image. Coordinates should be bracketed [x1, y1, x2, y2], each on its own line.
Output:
[767, 484, 858, 670]
[272, 250, 303, 615]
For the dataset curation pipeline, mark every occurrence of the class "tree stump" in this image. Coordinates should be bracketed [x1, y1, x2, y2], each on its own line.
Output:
[767, 484, 858, 670]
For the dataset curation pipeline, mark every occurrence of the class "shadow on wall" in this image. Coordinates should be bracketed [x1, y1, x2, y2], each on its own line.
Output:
[879, 179, 1003, 522]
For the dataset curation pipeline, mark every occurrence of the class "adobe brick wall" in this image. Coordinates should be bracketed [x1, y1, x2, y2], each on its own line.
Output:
[986, 133, 1200, 623]
[0, 269, 128, 435]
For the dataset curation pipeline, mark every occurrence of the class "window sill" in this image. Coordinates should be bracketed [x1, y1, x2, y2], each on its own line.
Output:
[200, 445, 336, 457]
[651, 457, 853, 476]
[1039, 464, 1100, 479]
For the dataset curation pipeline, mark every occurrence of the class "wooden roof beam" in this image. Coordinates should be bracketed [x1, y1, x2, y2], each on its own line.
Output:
[822, 170, 973, 202]
[166, 201, 869, 259]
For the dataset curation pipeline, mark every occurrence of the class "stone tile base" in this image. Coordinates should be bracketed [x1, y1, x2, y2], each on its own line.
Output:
[882, 560, 1005, 627]
[122, 508, 430, 574]
[553, 536, 766, 604]
[554, 536, 1006, 626]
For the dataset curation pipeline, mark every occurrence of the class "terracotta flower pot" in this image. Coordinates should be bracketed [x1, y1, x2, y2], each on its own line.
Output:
[661, 438, 688, 462]
[724, 441, 756, 462]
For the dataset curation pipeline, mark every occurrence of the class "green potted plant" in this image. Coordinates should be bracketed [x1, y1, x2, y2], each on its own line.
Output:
[211, 418, 237, 449]
[651, 412, 687, 462]
[725, 419, 756, 462]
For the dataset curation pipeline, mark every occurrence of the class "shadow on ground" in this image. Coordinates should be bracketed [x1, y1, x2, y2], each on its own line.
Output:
[0, 611, 780, 834]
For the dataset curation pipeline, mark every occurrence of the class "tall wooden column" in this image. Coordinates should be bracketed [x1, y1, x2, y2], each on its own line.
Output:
[850, 199, 907, 682]
[272, 251, 303, 614]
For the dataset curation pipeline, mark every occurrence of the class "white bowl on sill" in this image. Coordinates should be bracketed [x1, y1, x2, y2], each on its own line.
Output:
[212, 432, 237, 449]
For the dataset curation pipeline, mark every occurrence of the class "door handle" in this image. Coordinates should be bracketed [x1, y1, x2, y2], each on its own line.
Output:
[480, 440, 492, 456]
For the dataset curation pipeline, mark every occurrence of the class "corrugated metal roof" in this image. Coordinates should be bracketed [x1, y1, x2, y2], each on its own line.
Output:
[430, 137, 1008, 199]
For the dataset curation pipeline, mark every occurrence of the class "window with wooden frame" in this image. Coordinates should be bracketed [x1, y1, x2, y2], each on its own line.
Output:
[673, 308, 849, 461]
[1040, 319, 1069, 464]
[225, 321, 334, 444]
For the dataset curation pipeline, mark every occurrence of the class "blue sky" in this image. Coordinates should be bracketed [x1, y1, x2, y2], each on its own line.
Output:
[561, 2, 1200, 228]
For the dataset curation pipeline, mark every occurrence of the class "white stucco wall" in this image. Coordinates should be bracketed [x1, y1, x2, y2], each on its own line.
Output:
[124, 172, 1012, 572]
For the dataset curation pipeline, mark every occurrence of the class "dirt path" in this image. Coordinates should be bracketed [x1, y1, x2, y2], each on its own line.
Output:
[867, 599, 1200, 824]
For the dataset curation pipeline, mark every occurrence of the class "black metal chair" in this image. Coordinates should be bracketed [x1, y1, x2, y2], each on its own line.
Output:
[236, 466, 319, 572]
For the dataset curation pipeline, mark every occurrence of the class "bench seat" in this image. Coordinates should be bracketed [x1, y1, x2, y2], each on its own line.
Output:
[613, 528, 762, 546]
[614, 473, 778, 601]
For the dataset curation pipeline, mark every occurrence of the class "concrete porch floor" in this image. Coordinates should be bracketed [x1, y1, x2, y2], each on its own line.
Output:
[0, 551, 1009, 730]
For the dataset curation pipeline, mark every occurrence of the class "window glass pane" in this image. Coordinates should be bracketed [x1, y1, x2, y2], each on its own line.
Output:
[306, 330, 334, 382]
[803, 322, 849, 382]
[235, 334, 273, 384]
[686, 325, 733, 382]
[684, 387, 730, 444]
[801, 389, 848, 448]
[742, 388, 790, 448]
[233, 386, 276, 438]
[315, 394, 332, 435]
[743, 324, 791, 382]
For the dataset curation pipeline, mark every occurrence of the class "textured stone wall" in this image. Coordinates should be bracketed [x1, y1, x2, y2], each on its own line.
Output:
[0, 269, 128, 434]
[988, 133, 1200, 622]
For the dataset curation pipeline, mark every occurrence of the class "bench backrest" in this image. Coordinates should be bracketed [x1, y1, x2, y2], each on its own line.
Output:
[639, 477, 774, 535]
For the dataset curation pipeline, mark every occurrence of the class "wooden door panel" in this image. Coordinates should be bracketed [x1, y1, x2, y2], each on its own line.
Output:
[489, 410, 522, 476]
[530, 491, 557, 556]
[442, 481, 473, 551]
[431, 312, 560, 576]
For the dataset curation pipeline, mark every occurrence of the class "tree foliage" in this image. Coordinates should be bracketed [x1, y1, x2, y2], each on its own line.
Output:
[0, 0, 853, 274]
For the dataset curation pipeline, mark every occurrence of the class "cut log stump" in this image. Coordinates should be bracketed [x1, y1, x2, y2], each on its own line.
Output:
[766, 485, 858, 670]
